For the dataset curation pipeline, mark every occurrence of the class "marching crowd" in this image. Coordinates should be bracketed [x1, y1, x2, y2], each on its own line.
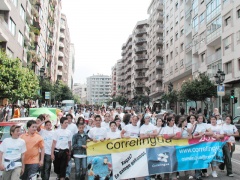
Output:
[0, 106, 238, 180]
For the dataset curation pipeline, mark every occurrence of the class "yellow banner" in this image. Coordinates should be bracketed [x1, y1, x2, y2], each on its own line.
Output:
[87, 136, 188, 156]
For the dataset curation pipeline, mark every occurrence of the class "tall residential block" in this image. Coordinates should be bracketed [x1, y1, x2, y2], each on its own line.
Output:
[87, 75, 111, 105]
[57, 13, 71, 84]
[146, 0, 164, 102]
[68, 43, 75, 90]
[111, 64, 117, 97]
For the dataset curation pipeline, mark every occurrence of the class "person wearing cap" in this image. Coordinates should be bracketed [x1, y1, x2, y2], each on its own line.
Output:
[0, 125, 26, 180]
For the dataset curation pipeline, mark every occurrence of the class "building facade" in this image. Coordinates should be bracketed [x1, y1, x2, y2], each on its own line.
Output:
[68, 43, 75, 90]
[87, 75, 111, 105]
[73, 83, 87, 104]
[111, 64, 117, 97]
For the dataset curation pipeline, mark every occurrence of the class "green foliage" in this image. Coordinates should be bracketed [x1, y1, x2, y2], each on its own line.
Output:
[179, 73, 216, 103]
[30, 25, 40, 35]
[108, 96, 128, 106]
[162, 90, 179, 103]
[0, 50, 39, 101]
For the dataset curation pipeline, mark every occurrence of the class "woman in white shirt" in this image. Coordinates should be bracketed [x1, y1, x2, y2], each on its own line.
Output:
[187, 115, 197, 134]
[207, 116, 224, 178]
[219, 115, 239, 177]
[121, 116, 140, 138]
[155, 118, 164, 136]
[140, 115, 158, 139]
[106, 122, 121, 140]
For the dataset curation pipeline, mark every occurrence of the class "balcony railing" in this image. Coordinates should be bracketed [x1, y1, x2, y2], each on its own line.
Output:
[135, 82, 145, 88]
[135, 55, 148, 61]
[185, 42, 192, 52]
[206, 27, 221, 44]
[134, 64, 147, 70]
[136, 28, 147, 35]
[185, 8, 192, 19]
[58, 51, 64, 57]
[136, 38, 147, 44]
[135, 73, 146, 79]
[206, 5, 221, 24]
[185, 61, 192, 71]
[206, 51, 222, 65]
[58, 61, 63, 67]
[135, 46, 147, 52]
[156, 74, 162, 81]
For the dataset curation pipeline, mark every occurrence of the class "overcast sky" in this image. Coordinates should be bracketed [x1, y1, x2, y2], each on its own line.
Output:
[62, 0, 151, 84]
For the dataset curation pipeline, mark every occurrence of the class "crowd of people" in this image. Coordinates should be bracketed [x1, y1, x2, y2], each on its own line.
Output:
[0, 105, 238, 180]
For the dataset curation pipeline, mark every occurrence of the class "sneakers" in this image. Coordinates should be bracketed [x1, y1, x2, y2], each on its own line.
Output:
[227, 174, 234, 177]
[188, 175, 193, 179]
[212, 171, 218, 178]
[202, 173, 209, 177]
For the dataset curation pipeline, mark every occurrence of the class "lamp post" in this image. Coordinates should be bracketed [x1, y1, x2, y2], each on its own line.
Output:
[214, 69, 225, 115]
[39, 66, 45, 107]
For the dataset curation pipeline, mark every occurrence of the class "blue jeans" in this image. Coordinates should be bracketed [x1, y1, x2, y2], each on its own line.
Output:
[41, 154, 52, 180]
[144, 176, 150, 180]
[74, 157, 87, 179]
[21, 164, 39, 180]
[66, 159, 72, 177]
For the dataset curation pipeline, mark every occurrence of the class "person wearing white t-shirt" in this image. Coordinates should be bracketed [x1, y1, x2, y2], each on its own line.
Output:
[88, 115, 107, 142]
[39, 121, 54, 180]
[207, 116, 224, 178]
[106, 122, 121, 139]
[121, 116, 140, 138]
[101, 113, 111, 131]
[155, 118, 164, 136]
[0, 125, 26, 180]
[140, 115, 158, 139]
[51, 117, 72, 180]
[113, 107, 124, 120]
[65, 114, 78, 179]
[187, 115, 197, 134]
[219, 116, 239, 177]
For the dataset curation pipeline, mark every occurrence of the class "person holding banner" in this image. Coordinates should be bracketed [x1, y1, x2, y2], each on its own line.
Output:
[207, 116, 224, 178]
[155, 118, 164, 136]
[121, 115, 140, 138]
[163, 116, 181, 180]
[106, 122, 121, 139]
[88, 115, 107, 142]
[140, 114, 158, 139]
[219, 115, 239, 177]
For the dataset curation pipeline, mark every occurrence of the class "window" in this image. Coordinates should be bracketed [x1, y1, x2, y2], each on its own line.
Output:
[193, 16, 199, 32]
[175, 47, 178, 55]
[175, 33, 178, 40]
[237, 30, 240, 44]
[180, 59, 184, 67]
[18, 31, 24, 46]
[170, 38, 173, 45]
[225, 16, 231, 26]
[6, 48, 13, 58]
[175, 63, 178, 70]
[201, 53, 205, 62]
[192, 0, 198, 15]
[175, 3, 178, 11]
[20, 5, 25, 21]
[170, 51, 173, 59]
[180, 28, 184, 36]
[166, 55, 169, 62]
[224, 36, 231, 50]
[237, 9, 240, 19]
[200, 13, 205, 24]
[225, 61, 232, 74]
[8, 18, 16, 36]
[11, 0, 17, 7]
[180, 11, 184, 20]
[180, 43, 184, 51]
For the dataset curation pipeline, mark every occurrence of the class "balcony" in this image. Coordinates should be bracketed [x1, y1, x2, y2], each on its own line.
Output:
[156, 49, 163, 57]
[185, 8, 192, 20]
[58, 61, 63, 67]
[35, 35, 39, 43]
[135, 73, 146, 79]
[135, 46, 147, 53]
[193, 62, 199, 72]
[135, 38, 147, 44]
[134, 64, 147, 71]
[185, 42, 192, 53]
[156, 37, 163, 44]
[0, 0, 11, 10]
[206, 27, 221, 44]
[135, 82, 145, 88]
[0, 15, 10, 41]
[60, 23, 66, 30]
[57, 70, 63, 76]
[135, 55, 148, 61]
[185, 25, 192, 36]
[156, 74, 162, 81]
[185, 61, 192, 71]
[206, 6, 220, 24]
[156, 13, 163, 21]
[58, 51, 64, 57]
[23, 48, 28, 65]
[156, 25, 163, 33]
[136, 28, 147, 35]
[156, 61, 163, 69]
[126, 79, 131, 85]
[193, 43, 199, 54]
[59, 42, 64, 48]
[157, 2, 163, 10]
[60, 33, 65, 39]
[206, 51, 222, 65]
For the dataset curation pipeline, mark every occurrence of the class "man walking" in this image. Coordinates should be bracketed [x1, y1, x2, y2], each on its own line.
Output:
[51, 117, 72, 180]
[20, 120, 45, 180]
[0, 125, 26, 179]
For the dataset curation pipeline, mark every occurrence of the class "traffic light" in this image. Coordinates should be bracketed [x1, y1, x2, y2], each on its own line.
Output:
[230, 90, 234, 99]
[234, 97, 238, 104]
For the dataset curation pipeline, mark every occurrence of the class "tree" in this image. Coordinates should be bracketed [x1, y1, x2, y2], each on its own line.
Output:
[162, 90, 179, 104]
[179, 73, 217, 108]
[0, 50, 39, 102]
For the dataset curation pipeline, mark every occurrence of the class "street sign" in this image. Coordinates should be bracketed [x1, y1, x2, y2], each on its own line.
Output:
[45, 92, 50, 99]
[217, 85, 225, 96]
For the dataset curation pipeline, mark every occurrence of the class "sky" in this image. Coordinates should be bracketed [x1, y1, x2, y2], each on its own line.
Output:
[62, 0, 152, 84]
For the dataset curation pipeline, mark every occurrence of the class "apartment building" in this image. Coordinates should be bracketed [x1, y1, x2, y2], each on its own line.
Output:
[111, 64, 117, 97]
[73, 83, 87, 104]
[146, 0, 164, 103]
[57, 13, 71, 84]
[86, 75, 111, 105]
[133, 20, 149, 99]
[116, 59, 124, 97]
[163, 0, 240, 114]
[0, 0, 30, 66]
[68, 43, 75, 90]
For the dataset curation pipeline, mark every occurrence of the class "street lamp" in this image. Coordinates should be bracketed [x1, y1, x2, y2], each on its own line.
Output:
[39, 66, 45, 107]
[214, 69, 225, 115]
